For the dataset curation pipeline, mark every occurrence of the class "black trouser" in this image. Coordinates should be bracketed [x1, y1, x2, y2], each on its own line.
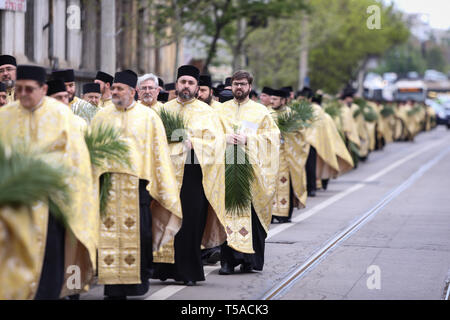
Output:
[152, 150, 209, 282]
[220, 205, 267, 271]
[35, 211, 65, 300]
[306, 146, 317, 192]
[104, 179, 153, 297]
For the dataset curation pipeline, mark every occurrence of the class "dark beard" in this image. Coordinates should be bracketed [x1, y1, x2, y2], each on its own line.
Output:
[199, 94, 212, 105]
[233, 89, 250, 102]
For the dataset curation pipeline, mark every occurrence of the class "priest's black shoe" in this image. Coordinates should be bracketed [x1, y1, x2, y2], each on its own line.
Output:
[184, 281, 196, 286]
[308, 190, 316, 197]
[206, 248, 221, 264]
[240, 263, 253, 273]
[218, 263, 234, 275]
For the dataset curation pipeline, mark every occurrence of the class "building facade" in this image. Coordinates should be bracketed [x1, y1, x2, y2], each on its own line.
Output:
[0, 0, 182, 84]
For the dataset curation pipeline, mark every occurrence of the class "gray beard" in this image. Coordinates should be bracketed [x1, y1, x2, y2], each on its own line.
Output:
[178, 91, 195, 100]
[2, 80, 14, 89]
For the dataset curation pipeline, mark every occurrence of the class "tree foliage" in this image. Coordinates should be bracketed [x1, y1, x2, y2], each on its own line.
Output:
[246, 0, 409, 93]
[144, 0, 307, 72]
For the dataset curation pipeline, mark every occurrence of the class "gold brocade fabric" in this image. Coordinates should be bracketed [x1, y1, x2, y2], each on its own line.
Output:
[139, 100, 164, 111]
[74, 114, 88, 133]
[368, 102, 389, 147]
[350, 103, 370, 157]
[90, 102, 183, 283]
[100, 98, 114, 109]
[339, 103, 361, 147]
[425, 106, 436, 131]
[161, 98, 227, 250]
[69, 96, 82, 109]
[373, 103, 395, 144]
[322, 112, 354, 175]
[271, 106, 308, 217]
[210, 100, 223, 109]
[218, 99, 280, 253]
[394, 106, 413, 140]
[305, 104, 340, 179]
[0, 97, 98, 299]
[6, 88, 15, 104]
[0, 206, 40, 299]
[98, 173, 141, 284]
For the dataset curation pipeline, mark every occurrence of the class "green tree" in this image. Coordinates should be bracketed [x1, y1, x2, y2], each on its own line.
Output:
[425, 46, 447, 72]
[308, 0, 409, 93]
[145, 0, 307, 73]
[375, 42, 427, 76]
[246, 0, 409, 94]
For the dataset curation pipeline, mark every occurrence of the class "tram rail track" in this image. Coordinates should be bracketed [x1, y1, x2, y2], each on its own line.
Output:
[261, 144, 450, 300]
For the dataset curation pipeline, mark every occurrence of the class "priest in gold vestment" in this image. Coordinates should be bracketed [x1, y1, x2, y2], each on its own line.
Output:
[197, 74, 223, 109]
[216, 70, 280, 275]
[95, 71, 115, 108]
[0, 65, 98, 300]
[0, 82, 7, 107]
[0, 55, 17, 104]
[90, 70, 183, 298]
[270, 89, 308, 224]
[151, 65, 227, 286]
[137, 73, 164, 110]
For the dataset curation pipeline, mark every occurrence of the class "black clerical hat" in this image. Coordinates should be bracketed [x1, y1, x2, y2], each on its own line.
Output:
[312, 93, 323, 105]
[250, 90, 258, 99]
[224, 77, 232, 87]
[0, 55, 16, 67]
[272, 89, 289, 98]
[114, 70, 138, 88]
[340, 85, 356, 99]
[51, 69, 75, 83]
[281, 86, 293, 93]
[262, 87, 274, 95]
[218, 89, 234, 103]
[17, 65, 46, 83]
[297, 86, 313, 99]
[46, 79, 66, 96]
[95, 71, 114, 85]
[0, 82, 6, 92]
[158, 77, 164, 88]
[199, 75, 212, 88]
[177, 65, 200, 81]
[83, 82, 101, 94]
[164, 82, 175, 91]
[158, 91, 169, 103]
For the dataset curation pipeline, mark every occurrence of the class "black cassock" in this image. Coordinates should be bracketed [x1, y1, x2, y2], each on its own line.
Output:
[34, 211, 65, 300]
[152, 150, 209, 283]
[306, 145, 317, 193]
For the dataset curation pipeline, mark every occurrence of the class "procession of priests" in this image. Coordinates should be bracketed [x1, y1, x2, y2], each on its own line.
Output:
[0, 54, 437, 299]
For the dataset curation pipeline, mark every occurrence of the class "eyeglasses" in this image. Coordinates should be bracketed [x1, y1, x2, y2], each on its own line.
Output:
[232, 82, 249, 87]
[0, 67, 16, 74]
[15, 85, 40, 94]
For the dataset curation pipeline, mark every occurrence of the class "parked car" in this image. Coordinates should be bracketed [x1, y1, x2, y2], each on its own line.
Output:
[426, 98, 447, 125]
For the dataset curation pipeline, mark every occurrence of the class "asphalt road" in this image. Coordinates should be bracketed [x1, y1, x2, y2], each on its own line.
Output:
[81, 125, 450, 300]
